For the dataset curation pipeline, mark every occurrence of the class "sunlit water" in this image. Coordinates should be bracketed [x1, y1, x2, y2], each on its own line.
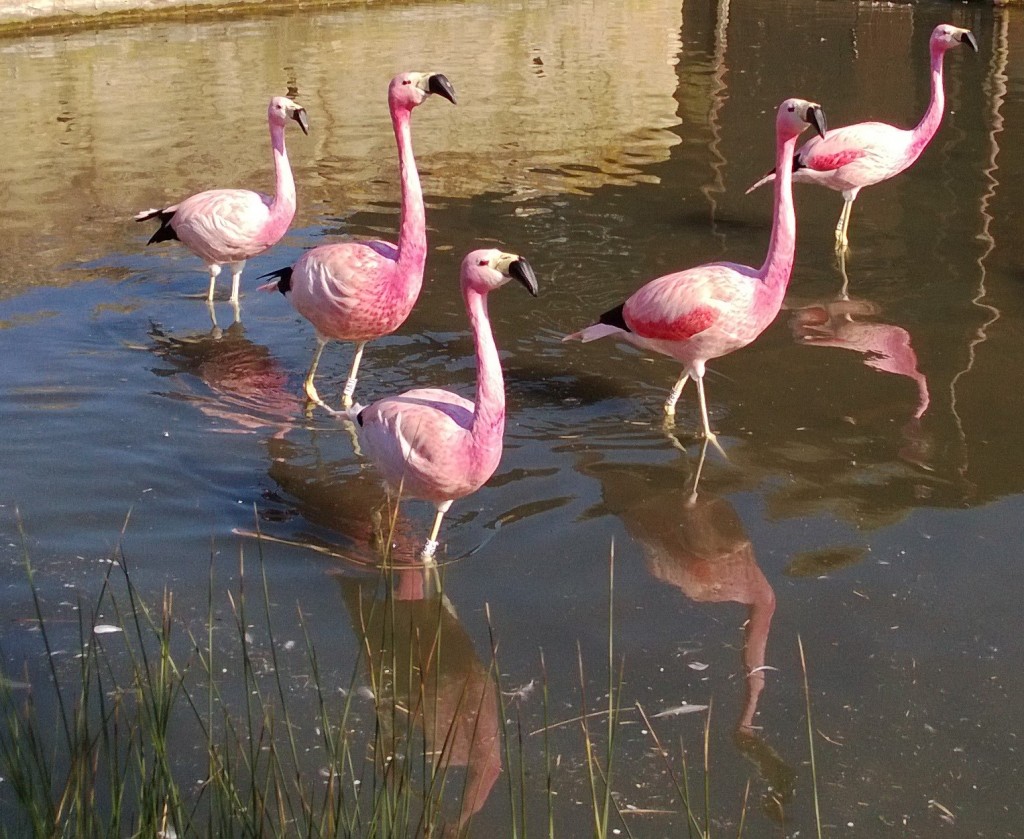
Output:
[2, 0, 1023, 835]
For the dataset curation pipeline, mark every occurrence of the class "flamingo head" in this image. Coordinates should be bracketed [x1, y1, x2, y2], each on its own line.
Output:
[268, 96, 309, 135]
[931, 24, 978, 54]
[461, 249, 539, 297]
[389, 72, 457, 110]
[777, 98, 827, 141]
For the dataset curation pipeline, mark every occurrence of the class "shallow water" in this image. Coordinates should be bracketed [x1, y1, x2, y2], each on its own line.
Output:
[2, 0, 1023, 835]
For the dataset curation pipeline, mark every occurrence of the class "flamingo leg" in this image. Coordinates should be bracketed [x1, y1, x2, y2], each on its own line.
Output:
[663, 371, 690, 418]
[205, 300, 222, 335]
[228, 261, 246, 304]
[303, 336, 338, 414]
[207, 264, 222, 302]
[834, 195, 855, 252]
[695, 374, 727, 458]
[420, 499, 453, 564]
[341, 341, 368, 409]
[687, 438, 711, 506]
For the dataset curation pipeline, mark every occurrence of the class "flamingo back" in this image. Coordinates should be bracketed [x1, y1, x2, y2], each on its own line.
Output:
[288, 240, 425, 341]
[171, 188, 278, 263]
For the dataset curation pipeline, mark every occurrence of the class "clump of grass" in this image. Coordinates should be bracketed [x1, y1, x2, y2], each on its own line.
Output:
[1, 512, 827, 838]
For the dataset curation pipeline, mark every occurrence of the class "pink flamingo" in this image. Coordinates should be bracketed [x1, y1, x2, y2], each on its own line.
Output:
[565, 98, 826, 451]
[136, 96, 309, 308]
[746, 25, 977, 252]
[348, 249, 538, 562]
[262, 72, 456, 411]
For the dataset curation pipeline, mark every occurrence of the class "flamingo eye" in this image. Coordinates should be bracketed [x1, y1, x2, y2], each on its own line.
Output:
[478, 259, 489, 266]
[402, 79, 412, 85]
[788, 104, 795, 112]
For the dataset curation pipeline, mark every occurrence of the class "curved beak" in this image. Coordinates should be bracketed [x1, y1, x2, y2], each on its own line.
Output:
[291, 107, 310, 135]
[501, 255, 539, 297]
[959, 30, 978, 53]
[426, 73, 457, 104]
[806, 104, 827, 139]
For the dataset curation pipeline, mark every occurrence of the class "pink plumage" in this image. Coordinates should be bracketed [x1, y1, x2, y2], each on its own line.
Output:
[136, 96, 309, 307]
[349, 249, 539, 562]
[565, 98, 827, 450]
[747, 24, 977, 251]
[264, 72, 457, 412]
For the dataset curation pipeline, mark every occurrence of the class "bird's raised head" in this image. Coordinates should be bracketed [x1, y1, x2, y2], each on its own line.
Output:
[268, 96, 309, 135]
[931, 24, 978, 54]
[461, 249, 539, 297]
[389, 72, 457, 110]
[777, 98, 827, 141]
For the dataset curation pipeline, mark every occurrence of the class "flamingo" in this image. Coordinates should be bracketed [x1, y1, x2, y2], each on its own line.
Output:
[564, 98, 827, 451]
[262, 71, 457, 411]
[746, 24, 977, 251]
[135, 96, 309, 310]
[347, 249, 539, 562]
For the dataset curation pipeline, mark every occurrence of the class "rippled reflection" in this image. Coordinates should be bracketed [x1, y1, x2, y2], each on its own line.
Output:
[587, 445, 795, 820]
[339, 573, 501, 837]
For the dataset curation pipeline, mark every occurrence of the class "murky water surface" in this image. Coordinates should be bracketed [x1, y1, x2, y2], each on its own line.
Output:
[2, 0, 1023, 835]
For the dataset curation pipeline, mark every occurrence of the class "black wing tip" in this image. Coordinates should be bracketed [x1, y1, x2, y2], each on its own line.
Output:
[598, 302, 630, 333]
[139, 209, 178, 245]
[260, 266, 293, 295]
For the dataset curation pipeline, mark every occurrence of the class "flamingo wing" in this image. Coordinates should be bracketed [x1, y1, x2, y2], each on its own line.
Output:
[173, 189, 274, 257]
[796, 122, 907, 173]
[358, 388, 475, 498]
[620, 264, 750, 342]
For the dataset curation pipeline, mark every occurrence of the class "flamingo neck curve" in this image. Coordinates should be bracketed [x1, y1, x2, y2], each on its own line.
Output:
[392, 104, 427, 278]
[757, 126, 800, 291]
[266, 119, 297, 237]
[908, 43, 948, 161]
[463, 285, 506, 454]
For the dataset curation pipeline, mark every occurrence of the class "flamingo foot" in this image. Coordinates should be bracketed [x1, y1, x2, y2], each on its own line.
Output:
[702, 429, 728, 460]
[304, 380, 340, 416]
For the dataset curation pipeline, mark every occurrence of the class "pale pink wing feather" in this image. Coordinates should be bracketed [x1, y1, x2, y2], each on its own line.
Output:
[623, 263, 755, 342]
[172, 188, 274, 261]
[797, 122, 910, 173]
[359, 388, 477, 502]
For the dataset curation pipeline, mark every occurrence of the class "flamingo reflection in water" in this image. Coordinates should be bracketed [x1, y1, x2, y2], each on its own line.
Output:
[148, 321, 303, 437]
[789, 257, 932, 468]
[260, 442, 501, 834]
[593, 445, 795, 821]
[338, 574, 501, 836]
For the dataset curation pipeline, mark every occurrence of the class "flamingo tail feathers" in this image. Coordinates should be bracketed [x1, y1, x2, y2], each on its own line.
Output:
[257, 266, 293, 295]
[135, 207, 179, 244]
[745, 168, 776, 195]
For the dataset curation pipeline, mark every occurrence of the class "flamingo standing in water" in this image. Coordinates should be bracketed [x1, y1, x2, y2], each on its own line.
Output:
[565, 98, 827, 451]
[746, 24, 977, 251]
[136, 96, 309, 311]
[348, 249, 539, 562]
[263, 71, 456, 411]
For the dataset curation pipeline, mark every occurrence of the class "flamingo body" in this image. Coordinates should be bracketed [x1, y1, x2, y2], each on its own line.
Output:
[567, 98, 827, 448]
[266, 72, 456, 411]
[136, 96, 309, 306]
[351, 249, 539, 562]
[746, 25, 977, 250]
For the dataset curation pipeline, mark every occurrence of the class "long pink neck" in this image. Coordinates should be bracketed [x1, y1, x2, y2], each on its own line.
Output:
[463, 286, 505, 452]
[266, 120, 297, 233]
[757, 127, 800, 292]
[908, 43, 947, 160]
[392, 104, 427, 275]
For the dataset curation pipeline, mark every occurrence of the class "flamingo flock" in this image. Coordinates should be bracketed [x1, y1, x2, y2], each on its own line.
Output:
[135, 22, 975, 562]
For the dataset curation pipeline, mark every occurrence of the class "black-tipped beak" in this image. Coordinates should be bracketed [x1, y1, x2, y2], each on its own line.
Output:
[292, 108, 310, 135]
[959, 30, 978, 53]
[509, 258, 538, 297]
[807, 105, 827, 139]
[427, 74, 457, 104]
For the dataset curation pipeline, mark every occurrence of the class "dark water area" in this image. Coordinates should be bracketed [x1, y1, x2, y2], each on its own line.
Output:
[2, 0, 1023, 835]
